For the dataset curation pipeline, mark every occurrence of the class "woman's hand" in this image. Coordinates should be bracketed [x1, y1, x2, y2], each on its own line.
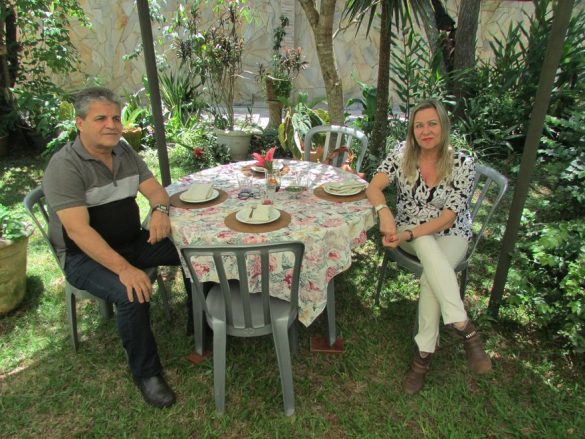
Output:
[382, 229, 414, 248]
[379, 212, 400, 248]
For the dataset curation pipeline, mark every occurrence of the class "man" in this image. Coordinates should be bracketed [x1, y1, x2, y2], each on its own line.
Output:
[43, 87, 181, 408]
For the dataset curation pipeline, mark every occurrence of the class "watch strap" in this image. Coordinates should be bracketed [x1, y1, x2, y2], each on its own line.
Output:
[152, 204, 169, 215]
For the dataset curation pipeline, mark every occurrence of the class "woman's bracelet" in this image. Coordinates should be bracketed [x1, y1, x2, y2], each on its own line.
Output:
[374, 204, 389, 215]
[405, 229, 414, 242]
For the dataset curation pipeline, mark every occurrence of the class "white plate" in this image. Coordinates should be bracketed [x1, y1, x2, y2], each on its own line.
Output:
[235, 207, 281, 224]
[179, 189, 219, 203]
[323, 183, 366, 196]
[250, 162, 284, 174]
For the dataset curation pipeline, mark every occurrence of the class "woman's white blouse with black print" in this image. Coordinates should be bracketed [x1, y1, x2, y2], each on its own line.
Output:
[376, 142, 475, 240]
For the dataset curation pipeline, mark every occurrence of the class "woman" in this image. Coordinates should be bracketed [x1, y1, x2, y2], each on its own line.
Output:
[366, 99, 492, 395]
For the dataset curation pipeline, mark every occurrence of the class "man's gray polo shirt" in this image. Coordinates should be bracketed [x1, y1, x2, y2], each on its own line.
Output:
[42, 137, 153, 258]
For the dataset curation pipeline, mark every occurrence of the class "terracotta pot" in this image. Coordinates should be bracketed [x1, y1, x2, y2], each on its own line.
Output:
[122, 127, 143, 151]
[265, 77, 276, 101]
[0, 237, 29, 314]
[266, 100, 283, 129]
[215, 129, 252, 161]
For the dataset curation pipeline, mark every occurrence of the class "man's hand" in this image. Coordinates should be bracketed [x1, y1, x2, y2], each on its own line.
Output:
[147, 210, 171, 244]
[139, 178, 171, 245]
[118, 265, 153, 303]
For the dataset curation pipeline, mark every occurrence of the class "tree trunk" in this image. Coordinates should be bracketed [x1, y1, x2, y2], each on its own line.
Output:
[0, 9, 10, 92]
[298, 0, 344, 126]
[453, 0, 480, 107]
[370, 1, 390, 158]
[420, 0, 445, 76]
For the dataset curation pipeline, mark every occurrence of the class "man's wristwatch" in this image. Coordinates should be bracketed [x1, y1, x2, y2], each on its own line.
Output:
[152, 204, 169, 215]
[405, 229, 415, 242]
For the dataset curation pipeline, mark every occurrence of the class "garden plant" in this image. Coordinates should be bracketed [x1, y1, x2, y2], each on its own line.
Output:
[0, 0, 584, 436]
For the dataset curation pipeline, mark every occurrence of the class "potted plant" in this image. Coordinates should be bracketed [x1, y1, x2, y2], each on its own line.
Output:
[257, 16, 308, 129]
[121, 104, 146, 151]
[0, 204, 33, 314]
[175, 0, 253, 161]
[278, 92, 328, 160]
[43, 101, 77, 158]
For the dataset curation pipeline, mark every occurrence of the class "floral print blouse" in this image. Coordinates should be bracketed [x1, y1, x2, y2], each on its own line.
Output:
[376, 142, 475, 240]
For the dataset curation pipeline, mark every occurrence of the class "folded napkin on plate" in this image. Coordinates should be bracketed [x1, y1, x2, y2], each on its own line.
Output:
[184, 183, 214, 201]
[325, 180, 367, 193]
[250, 205, 273, 221]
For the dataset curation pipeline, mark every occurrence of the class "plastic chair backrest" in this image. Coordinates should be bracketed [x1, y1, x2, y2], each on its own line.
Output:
[181, 241, 305, 330]
[23, 186, 63, 270]
[303, 125, 369, 173]
[463, 163, 509, 265]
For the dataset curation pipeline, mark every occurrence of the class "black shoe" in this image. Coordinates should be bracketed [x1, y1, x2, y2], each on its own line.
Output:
[133, 374, 177, 408]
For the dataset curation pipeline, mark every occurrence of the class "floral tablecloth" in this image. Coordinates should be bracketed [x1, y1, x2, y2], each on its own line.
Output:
[167, 160, 375, 326]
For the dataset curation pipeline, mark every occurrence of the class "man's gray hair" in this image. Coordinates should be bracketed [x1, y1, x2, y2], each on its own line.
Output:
[74, 87, 121, 118]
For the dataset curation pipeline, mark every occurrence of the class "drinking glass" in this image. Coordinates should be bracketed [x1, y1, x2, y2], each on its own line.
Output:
[284, 173, 305, 199]
[265, 170, 280, 202]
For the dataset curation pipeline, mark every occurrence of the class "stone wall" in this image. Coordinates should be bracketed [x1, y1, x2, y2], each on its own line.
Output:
[61, 1, 564, 108]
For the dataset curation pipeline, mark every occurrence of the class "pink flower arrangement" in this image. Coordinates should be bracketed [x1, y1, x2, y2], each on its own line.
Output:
[252, 146, 277, 172]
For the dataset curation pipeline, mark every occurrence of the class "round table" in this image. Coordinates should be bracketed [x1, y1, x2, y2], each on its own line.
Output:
[167, 160, 375, 326]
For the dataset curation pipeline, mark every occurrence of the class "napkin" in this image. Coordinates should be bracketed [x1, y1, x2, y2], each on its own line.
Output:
[325, 181, 367, 194]
[250, 205, 273, 221]
[184, 183, 214, 201]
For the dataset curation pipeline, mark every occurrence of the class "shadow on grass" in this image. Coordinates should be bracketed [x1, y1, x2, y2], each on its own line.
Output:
[0, 276, 44, 337]
[2, 279, 585, 437]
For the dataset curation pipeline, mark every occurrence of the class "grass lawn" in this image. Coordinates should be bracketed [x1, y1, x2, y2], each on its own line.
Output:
[1, 150, 584, 438]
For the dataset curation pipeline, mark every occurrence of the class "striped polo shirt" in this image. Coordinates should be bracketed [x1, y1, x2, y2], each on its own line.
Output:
[42, 137, 154, 258]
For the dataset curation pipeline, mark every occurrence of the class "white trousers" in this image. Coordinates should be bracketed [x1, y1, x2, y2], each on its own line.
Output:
[399, 229, 469, 353]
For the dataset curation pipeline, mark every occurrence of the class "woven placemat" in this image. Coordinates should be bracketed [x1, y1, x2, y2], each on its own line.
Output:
[313, 185, 367, 203]
[170, 189, 228, 209]
[224, 209, 291, 233]
[240, 164, 290, 179]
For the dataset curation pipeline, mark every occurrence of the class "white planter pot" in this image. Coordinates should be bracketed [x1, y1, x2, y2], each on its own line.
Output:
[215, 129, 252, 161]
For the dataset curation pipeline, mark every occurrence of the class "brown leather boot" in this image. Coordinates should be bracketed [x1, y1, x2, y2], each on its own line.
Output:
[453, 320, 492, 374]
[402, 348, 432, 395]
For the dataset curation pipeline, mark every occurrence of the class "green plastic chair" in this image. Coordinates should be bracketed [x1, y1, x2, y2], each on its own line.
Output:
[181, 241, 304, 417]
[303, 124, 369, 173]
[24, 186, 172, 351]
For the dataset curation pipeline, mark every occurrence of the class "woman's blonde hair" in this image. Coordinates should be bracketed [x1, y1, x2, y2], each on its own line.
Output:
[402, 99, 453, 185]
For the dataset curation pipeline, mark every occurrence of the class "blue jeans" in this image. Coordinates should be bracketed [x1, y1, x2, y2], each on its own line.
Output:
[64, 230, 183, 378]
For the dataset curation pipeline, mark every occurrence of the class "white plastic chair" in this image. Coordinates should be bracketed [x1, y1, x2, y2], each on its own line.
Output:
[23, 186, 171, 351]
[181, 241, 304, 417]
[303, 124, 369, 173]
[374, 164, 508, 306]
